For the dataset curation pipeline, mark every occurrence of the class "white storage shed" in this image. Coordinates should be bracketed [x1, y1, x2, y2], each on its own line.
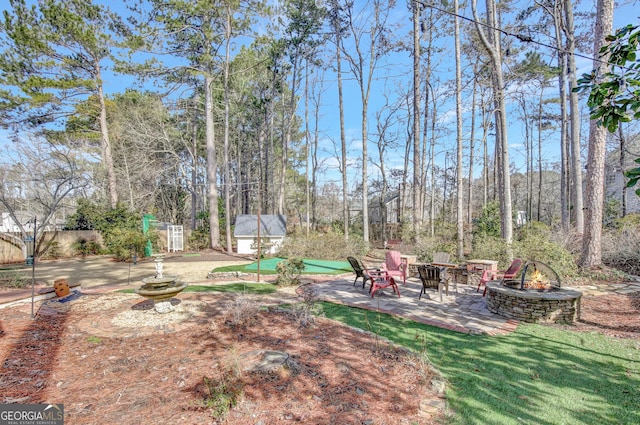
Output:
[234, 214, 286, 255]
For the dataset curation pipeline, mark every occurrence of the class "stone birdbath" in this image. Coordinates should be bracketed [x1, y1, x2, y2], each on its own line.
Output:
[135, 253, 187, 313]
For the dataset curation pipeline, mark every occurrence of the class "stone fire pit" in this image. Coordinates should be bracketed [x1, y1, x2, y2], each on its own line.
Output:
[485, 260, 582, 324]
[485, 282, 582, 323]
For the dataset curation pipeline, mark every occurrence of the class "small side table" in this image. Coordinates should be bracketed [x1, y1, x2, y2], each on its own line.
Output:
[400, 254, 417, 276]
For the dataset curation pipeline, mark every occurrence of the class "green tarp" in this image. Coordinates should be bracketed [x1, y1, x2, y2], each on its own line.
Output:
[243, 257, 351, 274]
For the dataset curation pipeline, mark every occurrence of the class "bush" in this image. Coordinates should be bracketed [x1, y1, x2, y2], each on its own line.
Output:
[201, 375, 242, 420]
[189, 227, 209, 251]
[469, 235, 511, 266]
[276, 258, 304, 286]
[104, 228, 151, 262]
[602, 213, 640, 275]
[469, 222, 578, 280]
[65, 200, 153, 260]
[40, 241, 62, 260]
[277, 231, 369, 260]
[513, 231, 578, 280]
[473, 201, 501, 238]
[72, 238, 102, 257]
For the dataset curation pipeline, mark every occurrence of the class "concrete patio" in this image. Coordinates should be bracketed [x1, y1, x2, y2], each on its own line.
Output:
[306, 275, 520, 335]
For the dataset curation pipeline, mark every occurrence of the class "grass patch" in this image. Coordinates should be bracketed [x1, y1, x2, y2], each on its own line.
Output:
[0, 269, 29, 289]
[212, 264, 277, 275]
[318, 302, 640, 425]
[117, 282, 277, 295]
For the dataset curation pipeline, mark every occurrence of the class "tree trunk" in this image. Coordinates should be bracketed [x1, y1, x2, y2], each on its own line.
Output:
[555, 20, 570, 227]
[472, 0, 513, 250]
[223, 9, 233, 253]
[482, 92, 489, 208]
[619, 125, 627, 216]
[580, 0, 614, 267]
[205, 74, 221, 249]
[96, 67, 118, 208]
[305, 61, 311, 236]
[412, 0, 421, 235]
[191, 122, 198, 230]
[361, 96, 370, 243]
[564, 0, 584, 234]
[537, 91, 544, 223]
[468, 71, 477, 226]
[454, 0, 464, 259]
[430, 102, 437, 237]
[328, 0, 350, 240]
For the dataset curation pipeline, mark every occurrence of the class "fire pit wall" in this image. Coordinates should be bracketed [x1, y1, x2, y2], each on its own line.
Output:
[485, 282, 583, 324]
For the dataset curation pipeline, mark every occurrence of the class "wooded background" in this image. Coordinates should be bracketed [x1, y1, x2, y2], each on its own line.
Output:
[0, 0, 638, 268]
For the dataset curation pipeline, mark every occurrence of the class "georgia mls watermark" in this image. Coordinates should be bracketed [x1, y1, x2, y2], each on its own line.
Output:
[0, 404, 64, 425]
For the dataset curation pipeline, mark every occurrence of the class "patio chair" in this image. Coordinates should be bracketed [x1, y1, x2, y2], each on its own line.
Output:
[477, 258, 524, 296]
[382, 250, 407, 284]
[418, 264, 447, 302]
[347, 256, 371, 289]
[368, 268, 401, 298]
[432, 252, 450, 263]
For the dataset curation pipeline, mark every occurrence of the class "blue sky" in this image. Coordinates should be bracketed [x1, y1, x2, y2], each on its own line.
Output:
[2, 0, 640, 194]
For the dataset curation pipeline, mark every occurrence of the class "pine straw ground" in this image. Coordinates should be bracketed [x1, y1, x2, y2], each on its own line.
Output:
[1, 288, 639, 425]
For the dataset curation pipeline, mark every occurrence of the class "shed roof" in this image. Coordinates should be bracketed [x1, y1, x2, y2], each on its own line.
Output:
[234, 214, 286, 237]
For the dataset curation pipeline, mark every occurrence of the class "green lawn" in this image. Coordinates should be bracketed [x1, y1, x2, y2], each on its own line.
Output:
[317, 302, 640, 425]
[116, 280, 639, 424]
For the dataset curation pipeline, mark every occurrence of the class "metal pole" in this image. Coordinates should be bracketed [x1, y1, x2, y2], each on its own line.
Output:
[31, 217, 37, 319]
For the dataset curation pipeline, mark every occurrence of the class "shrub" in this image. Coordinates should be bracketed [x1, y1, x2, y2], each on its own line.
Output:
[410, 223, 458, 263]
[602, 213, 640, 275]
[72, 238, 102, 257]
[201, 375, 243, 420]
[104, 228, 151, 262]
[0, 270, 28, 289]
[223, 294, 261, 327]
[473, 201, 501, 238]
[277, 231, 369, 260]
[189, 227, 209, 251]
[513, 231, 578, 279]
[276, 258, 304, 286]
[469, 235, 511, 266]
[65, 200, 158, 260]
[469, 223, 578, 279]
[288, 287, 320, 328]
[40, 241, 62, 260]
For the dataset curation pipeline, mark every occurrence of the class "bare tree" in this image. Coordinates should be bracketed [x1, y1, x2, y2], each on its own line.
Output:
[412, 0, 422, 235]
[340, 0, 396, 243]
[0, 136, 91, 256]
[471, 0, 514, 250]
[326, 0, 349, 238]
[454, 0, 464, 258]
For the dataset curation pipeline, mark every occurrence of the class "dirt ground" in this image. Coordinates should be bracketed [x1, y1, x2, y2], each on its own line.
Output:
[0, 290, 445, 425]
[1, 254, 640, 424]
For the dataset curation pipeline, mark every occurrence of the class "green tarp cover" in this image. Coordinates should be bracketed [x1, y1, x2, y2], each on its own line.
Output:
[243, 258, 351, 274]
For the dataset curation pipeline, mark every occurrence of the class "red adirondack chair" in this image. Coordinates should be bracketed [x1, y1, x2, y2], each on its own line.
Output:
[478, 258, 524, 296]
[368, 269, 401, 298]
[382, 250, 407, 284]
